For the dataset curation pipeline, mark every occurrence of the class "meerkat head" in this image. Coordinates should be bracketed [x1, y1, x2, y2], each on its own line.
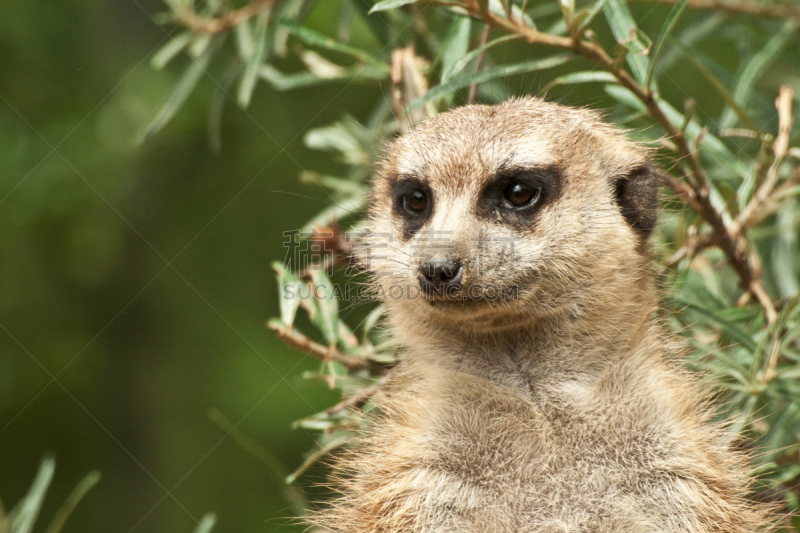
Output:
[361, 97, 660, 331]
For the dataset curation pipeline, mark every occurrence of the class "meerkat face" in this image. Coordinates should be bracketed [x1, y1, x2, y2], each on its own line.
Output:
[362, 97, 659, 326]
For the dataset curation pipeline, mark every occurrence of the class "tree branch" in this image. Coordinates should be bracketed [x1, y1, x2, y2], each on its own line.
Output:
[175, 0, 282, 34]
[268, 322, 389, 373]
[629, 0, 800, 21]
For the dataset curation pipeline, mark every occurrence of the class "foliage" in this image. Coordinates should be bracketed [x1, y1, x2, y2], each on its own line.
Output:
[0, 457, 216, 533]
[150, 0, 800, 528]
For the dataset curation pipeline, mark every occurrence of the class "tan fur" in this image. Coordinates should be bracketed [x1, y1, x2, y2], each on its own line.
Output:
[309, 98, 773, 532]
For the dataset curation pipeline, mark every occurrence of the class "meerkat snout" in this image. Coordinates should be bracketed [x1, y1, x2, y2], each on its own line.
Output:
[417, 257, 463, 296]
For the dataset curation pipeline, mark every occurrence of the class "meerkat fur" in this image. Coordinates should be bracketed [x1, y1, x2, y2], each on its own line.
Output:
[308, 97, 775, 532]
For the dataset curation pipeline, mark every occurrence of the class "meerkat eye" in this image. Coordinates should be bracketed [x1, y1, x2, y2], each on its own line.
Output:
[403, 189, 428, 214]
[503, 182, 540, 208]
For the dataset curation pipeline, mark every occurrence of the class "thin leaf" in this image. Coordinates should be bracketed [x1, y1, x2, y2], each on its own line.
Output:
[545, 70, 616, 91]
[44, 471, 101, 533]
[440, 17, 471, 84]
[576, 0, 611, 33]
[362, 303, 386, 340]
[409, 55, 573, 112]
[603, 0, 650, 85]
[239, 10, 271, 107]
[208, 60, 241, 154]
[647, 0, 688, 89]
[447, 34, 522, 84]
[280, 19, 386, 67]
[208, 408, 308, 514]
[350, 0, 392, 45]
[657, 11, 726, 73]
[192, 513, 216, 533]
[369, 0, 415, 14]
[151, 32, 192, 70]
[273, 261, 303, 327]
[671, 40, 757, 131]
[299, 171, 368, 195]
[678, 300, 759, 353]
[720, 20, 798, 129]
[299, 195, 367, 234]
[138, 36, 221, 144]
[772, 207, 800, 298]
[605, 84, 748, 180]
[234, 18, 254, 60]
[7, 456, 56, 533]
[189, 33, 213, 57]
[308, 270, 339, 345]
[286, 435, 351, 484]
[260, 64, 386, 91]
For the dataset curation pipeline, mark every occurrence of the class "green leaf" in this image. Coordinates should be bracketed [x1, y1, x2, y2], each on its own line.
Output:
[304, 120, 369, 165]
[656, 11, 726, 73]
[678, 300, 759, 353]
[772, 207, 800, 299]
[208, 61, 241, 154]
[259, 64, 386, 91]
[369, 0, 415, 14]
[647, 0, 688, 88]
[349, 0, 392, 45]
[279, 19, 386, 67]
[234, 17, 254, 60]
[44, 471, 101, 533]
[299, 195, 367, 235]
[720, 20, 798, 129]
[409, 54, 573, 112]
[272, 261, 303, 327]
[440, 18, 471, 84]
[299, 171, 368, 195]
[239, 10, 271, 107]
[151, 32, 192, 70]
[362, 303, 386, 340]
[671, 40, 756, 131]
[7, 456, 55, 533]
[559, 0, 575, 27]
[545, 70, 616, 91]
[576, 0, 611, 33]
[604, 84, 748, 180]
[189, 33, 213, 57]
[446, 34, 522, 84]
[138, 36, 221, 145]
[603, 0, 650, 85]
[308, 270, 338, 347]
[192, 513, 217, 533]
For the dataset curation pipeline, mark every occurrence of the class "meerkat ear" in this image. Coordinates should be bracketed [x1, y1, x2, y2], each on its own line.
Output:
[613, 164, 660, 240]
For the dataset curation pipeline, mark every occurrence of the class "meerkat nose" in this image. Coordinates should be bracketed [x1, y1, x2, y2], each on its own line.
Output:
[418, 258, 464, 295]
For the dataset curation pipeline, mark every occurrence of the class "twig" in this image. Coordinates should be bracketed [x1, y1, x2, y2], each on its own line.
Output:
[268, 322, 388, 372]
[629, 0, 800, 21]
[459, 0, 777, 321]
[665, 232, 715, 269]
[391, 47, 437, 132]
[326, 374, 391, 415]
[734, 86, 794, 233]
[176, 0, 282, 33]
[467, 26, 491, 105]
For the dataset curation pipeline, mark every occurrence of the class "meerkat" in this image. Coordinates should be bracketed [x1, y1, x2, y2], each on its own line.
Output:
[310, 97, 774, 532]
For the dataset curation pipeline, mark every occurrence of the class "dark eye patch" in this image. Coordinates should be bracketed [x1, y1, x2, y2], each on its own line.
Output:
[477, 164, 563, 228]
[390, 175, 433, 240]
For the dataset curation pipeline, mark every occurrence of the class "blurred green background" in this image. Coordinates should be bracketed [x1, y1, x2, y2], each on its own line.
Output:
[0, 0, 386, 530]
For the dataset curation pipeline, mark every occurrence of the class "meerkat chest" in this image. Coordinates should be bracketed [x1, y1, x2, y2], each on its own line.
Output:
[386, 380, 680, 532]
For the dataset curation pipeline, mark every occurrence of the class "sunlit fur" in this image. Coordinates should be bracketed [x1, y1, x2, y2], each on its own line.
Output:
[309, 98, 774, 532]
